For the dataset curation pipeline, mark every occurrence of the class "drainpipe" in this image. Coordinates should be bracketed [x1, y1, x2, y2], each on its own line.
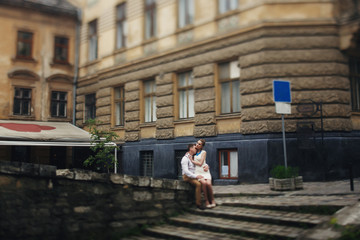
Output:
[72, 8, 81, 125]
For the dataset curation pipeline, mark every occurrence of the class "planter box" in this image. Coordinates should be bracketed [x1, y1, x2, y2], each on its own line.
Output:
[269, 176, 303, 191]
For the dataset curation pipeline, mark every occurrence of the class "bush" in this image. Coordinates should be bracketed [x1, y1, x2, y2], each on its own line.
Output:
[83, 119, 119, 172]
[270, 165, 299, 179]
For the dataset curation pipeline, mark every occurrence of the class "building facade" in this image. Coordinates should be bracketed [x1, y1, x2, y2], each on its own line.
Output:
[0, 0, 79, 168]
[76, 0, 360, 182]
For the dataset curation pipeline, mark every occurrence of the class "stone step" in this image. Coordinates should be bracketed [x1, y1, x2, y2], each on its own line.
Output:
[217, 196, 344, 214]
[144, 224, 255, 240]
[189, 205, 329, 228]
[122, 235, 163, 240]
[168, 213, 305, 239]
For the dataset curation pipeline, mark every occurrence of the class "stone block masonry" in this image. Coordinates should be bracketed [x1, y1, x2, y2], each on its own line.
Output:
[0, 161, 194, 240]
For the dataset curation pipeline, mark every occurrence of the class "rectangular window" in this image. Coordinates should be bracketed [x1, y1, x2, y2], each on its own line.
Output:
[116, 3, 127, 49]
[145, 0, 156, 39]
[219, 149, 238, 179]
[350, 56, 360, 111]
[140, 151, 153, 177]
[51, 91, 67, 118]
[16, 31, 33, 59]
[144, 80, 156, 122]
[85, 93, 96, 120]
[178, 71, 194, 119]
[13, 88, 31, 115]
[178, 0, 194, 28]
[219, 61, 241, 114]
[88, 20, 98, 61]
[218, 0, 238, 14]
[54, 36, 69, 63]
[114, 87, 125, 126]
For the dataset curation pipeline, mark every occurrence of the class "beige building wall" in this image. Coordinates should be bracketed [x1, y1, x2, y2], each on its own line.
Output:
[0, 4, 77, 122]
[76, 0, 360, 143]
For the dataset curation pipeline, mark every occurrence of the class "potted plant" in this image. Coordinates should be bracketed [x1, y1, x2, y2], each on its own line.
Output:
[269, 165, 303, 191]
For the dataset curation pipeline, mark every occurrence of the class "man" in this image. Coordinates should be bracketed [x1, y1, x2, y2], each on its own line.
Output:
[181, 143, 209, 209]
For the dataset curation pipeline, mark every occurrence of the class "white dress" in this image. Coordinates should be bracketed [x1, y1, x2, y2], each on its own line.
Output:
[194, 150, 212, 180]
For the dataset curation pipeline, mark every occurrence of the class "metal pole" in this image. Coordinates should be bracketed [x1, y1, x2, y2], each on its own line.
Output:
[282, 114, 288, 168]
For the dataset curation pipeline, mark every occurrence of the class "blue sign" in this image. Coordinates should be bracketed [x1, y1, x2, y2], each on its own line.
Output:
[273, 80, 291, 103]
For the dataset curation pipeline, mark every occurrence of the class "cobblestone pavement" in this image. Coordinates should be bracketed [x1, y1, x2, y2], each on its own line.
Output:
[213, 178, 360, 196]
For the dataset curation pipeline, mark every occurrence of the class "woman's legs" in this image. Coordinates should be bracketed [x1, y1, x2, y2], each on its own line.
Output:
[205, 179, 216, 205]
[199, 179, 210, 206]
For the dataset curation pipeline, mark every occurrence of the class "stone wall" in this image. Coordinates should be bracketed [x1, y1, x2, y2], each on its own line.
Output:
[0, 161, 194, 240]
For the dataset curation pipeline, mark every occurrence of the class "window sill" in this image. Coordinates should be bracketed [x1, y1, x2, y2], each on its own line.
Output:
[351, 111, 360, 116]
[142, 37, 158, 45]
[114, 47, 127, 54]
[216, 9, 240, 21]
[8, 115, 35, 120]
[216, 112, 242, 120]
[12, 57, 37, 64]
[176, 25, 194, 34]
[140, 122, 156, 128]
[50, 61, 73, 68]
[174, 118, 194, 124]
[111, 125, 125, 131]
[48, 117, 72, 122]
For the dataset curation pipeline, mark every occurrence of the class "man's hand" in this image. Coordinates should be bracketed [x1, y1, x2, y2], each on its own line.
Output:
[196, 175, 204, 179]
[203, 165, 209, 172]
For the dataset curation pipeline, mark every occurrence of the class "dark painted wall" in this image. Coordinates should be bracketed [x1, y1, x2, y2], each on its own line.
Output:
[121, 132, 360, 183]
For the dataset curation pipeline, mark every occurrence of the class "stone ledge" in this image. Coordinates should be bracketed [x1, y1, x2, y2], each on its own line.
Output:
[0, 160, 56, 178]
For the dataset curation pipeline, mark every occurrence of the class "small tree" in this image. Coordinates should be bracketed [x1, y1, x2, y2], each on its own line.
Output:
[83, 119, 119, 172]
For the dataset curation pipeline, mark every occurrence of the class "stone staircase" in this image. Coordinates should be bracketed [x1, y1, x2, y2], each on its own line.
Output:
[123, 194, 340, 240]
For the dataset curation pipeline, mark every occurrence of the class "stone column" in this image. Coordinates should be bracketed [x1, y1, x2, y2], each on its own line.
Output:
[124, 81, 140, 141]
[193, 64, 217, 137]
[156, 73, 174, 139]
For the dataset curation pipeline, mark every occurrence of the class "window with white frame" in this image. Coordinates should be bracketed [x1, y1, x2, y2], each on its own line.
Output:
[145, 0, 156, 39]
[218, 0, 238, 14]
[219, 149, 238, 179]
[349, 56, 360, 111]
[88, 19, 98, 61]
[178, 0, 194, 28]
[116, 3, 127, 49]
[140, 151, 153, 177]
[144, 80, 156, 122]
[114, 87, 125, 126]
[218, 60, 241, 114]
[51, 91, 67, 118]
[178, 71, 194, 119]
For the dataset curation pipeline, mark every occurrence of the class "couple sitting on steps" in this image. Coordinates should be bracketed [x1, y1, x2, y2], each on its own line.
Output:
[181, 139, 216, 210]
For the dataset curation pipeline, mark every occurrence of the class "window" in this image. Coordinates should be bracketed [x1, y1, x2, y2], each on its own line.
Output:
[218, 61, 241, 114]
[178, 0, 194, 28]
[114, 87, 125, 126]
[85, 93, 96, 120]
[51, 91, 67, 118]
[218, 0, 238, 14]
[88, 20, 98, 61]
[145, 0, 156, 39]
[140, 151, 153, 177]
[143, 80, 156, 122]
[116, 3, 127, 49]
[13, 88, 31, 115]
[219, 149, 238, 179]
[350, 56, 360, 111]
[175, 150, 187, 179]
[16, 31, 33, 59]
[178, 71, 194, 119]
[54, 37, 69, 63]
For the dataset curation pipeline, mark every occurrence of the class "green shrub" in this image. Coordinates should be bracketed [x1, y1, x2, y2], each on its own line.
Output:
[270, 165, 299, 179]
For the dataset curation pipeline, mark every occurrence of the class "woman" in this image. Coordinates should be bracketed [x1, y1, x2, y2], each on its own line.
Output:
[191, 139, 216, 208]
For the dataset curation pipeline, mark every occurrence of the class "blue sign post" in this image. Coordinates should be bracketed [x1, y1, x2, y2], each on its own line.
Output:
[273, 80, 292, 169]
